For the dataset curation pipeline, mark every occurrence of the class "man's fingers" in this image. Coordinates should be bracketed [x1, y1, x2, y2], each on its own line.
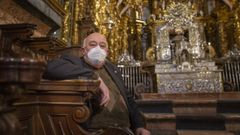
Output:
[98, 77, 110, 106]
[100, 94, 110, 106]
[100, 95, 107, 105]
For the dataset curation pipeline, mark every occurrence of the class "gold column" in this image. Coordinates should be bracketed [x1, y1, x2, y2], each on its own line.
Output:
[146, 20, 157, 62]
[61, 0, 70, 43]
[218, 21, 228, 56]
[78, 0, 85, 20]
[92, 0, 107, 33]
[210, 1, 232, 57]
[108, 15, 129, 63]
[135, 21, 144, 60]
[133, 0, 145, 61]
[72, 0, 80, 46]
[234, 6, 240, 49]
[61, 0, 85, 46]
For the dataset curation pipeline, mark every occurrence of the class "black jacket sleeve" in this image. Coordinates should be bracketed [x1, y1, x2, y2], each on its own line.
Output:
[43, 55, 96, 80]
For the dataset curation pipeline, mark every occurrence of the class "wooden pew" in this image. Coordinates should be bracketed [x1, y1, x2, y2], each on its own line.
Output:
[0, 23, 45, 135]
[0, 23, 98, 135]
[0, 23, 133, 135]
[14, 79, 100, 135]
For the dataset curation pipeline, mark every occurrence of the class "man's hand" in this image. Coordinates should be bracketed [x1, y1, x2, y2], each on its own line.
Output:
[135, 128, 151, 135]
[98, 77, 110, 106]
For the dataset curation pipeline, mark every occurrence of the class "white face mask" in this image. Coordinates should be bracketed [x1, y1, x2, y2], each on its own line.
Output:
[86, 46, 107, 65]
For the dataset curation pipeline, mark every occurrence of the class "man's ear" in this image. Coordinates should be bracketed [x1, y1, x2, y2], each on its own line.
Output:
[80, 47, 86, 56]
[105, 49, 109, 55]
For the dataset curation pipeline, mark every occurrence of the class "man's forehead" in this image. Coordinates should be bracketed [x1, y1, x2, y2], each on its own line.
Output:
[86, 33, 106, 41]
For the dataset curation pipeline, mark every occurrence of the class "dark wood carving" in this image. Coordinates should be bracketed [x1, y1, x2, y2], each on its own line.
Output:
[0, 23, 102, 135]
[22, 37, 67, 60]
[0, 23, 45, 135]
[14, 80, 99, 135]
[0, 23, 36, 57]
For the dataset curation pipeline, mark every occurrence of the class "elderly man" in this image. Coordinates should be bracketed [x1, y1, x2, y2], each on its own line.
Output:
[43, 33, 150, 135]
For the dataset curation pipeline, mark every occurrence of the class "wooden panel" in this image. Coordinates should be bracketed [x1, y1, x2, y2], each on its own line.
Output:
[15, 79, 100, 135]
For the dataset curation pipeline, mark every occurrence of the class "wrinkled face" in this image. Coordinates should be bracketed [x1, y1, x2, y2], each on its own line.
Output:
[82, 33, 108, 68]
[83, 33, 108, 55]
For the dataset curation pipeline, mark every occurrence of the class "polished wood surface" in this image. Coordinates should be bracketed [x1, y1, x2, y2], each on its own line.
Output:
[22, 37, 67, 60]
[139, 92, 240, 100]
[137, 92, 240, 135]
[0, 23, 45, 135]
[0, 23, 36, 57]
[14, 79, 99, 135]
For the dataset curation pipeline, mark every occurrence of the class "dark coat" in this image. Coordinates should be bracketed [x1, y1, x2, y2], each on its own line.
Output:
[43, 55, 145, 130]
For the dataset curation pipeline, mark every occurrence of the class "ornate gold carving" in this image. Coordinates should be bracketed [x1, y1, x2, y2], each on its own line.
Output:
[61, 0, 83, 46]
[135, 20, 145, 60]
[58, 0, 240, 60]
[162, 2, 196, 29]
[218, 22, 229, 56]
[72, 0, 80, 46]
[204, 0, 240, 57]
[88, 0, 131, 62]
[233, 5, 240, 49]
[61, 0, 70, 43]
[146, 47, 155, 62]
